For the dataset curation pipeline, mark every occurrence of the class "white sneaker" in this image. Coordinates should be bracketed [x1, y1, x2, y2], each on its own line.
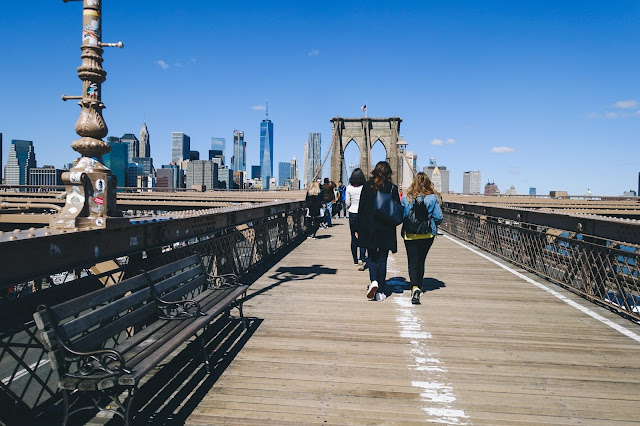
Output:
[375, 292, 387, 301]
[366, 281, 378, 299]
[358, 260, 364, 271]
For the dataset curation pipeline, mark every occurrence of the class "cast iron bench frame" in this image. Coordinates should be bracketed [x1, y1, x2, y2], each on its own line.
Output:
[33, 254, 248, 425]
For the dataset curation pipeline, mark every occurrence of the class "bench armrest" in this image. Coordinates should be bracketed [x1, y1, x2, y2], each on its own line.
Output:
[140, 270, 206, 320]
[60, 340, 132, 379]
[207, 272, 239, 289]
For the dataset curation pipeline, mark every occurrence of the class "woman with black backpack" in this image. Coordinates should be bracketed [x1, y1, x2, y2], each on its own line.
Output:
[401, 172, 444, 304]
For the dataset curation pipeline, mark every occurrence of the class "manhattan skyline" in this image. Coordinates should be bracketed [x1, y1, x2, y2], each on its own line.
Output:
[0, 1, 639, 195]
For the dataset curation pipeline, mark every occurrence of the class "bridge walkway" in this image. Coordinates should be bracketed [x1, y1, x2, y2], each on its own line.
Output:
[129, 219, 640, 425]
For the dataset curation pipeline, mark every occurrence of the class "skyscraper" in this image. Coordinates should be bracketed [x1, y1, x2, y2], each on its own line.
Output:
[232, 131, 246, 171]
[251, 165, 261, 180]
[30, 166, 63, 186]
[171, 132, 190, 163]
[424, 158, 449, 193]
[186, 160, 218, 190]
[304, 132, 321, 188]
[5, 139, 36, 185]
[260, 108, 274, 189]
[211, 137, 225, 165]
[103, 140, 128, 189]
[290, 157, 299, 189]
[139, 122, 150, 158]
[463, 171, 482, 194]
[278, 161, 290, 186]
[121, 133, 139, 164]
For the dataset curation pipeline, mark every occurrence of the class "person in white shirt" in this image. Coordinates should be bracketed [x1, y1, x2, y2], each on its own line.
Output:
[345, 168, 367, 271]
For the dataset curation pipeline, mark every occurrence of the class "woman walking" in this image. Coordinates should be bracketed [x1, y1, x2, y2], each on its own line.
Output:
[401, 172, 443, 304]
[356, 161, 401, 301]
[305, 180, 324, 239]
[345, 168, 367, 270]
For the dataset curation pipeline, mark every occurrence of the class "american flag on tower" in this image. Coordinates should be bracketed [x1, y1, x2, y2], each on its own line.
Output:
[361, 104, 367, 112]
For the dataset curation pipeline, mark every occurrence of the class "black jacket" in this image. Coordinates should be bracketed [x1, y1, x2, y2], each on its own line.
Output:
[356, 179, 400, 253]
[305, 192, 323, 217]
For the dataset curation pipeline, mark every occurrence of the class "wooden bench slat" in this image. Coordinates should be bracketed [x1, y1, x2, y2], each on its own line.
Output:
[49, 255, 200, 321]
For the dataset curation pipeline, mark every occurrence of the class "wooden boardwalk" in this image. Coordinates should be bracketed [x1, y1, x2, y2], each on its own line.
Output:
[140, 220, 640, 425]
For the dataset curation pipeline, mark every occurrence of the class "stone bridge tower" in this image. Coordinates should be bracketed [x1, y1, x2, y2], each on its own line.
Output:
[329, 117, 402, 186]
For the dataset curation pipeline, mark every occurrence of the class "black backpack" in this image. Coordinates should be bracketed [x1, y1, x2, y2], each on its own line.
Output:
[403, 195, 430, 234]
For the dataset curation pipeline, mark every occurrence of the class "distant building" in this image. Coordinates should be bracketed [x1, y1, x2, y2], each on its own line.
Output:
[132, 157, 153, 178]
[463, 171, 482, 194]
[161, 164, 180, 189]
[103, 140, 128, 189]
[120, 133, 139, 164]
[278, 161, 291, 186]
[186, 160, 218, 190]
[211, 137, 225, 165]
[0, 133, 3, 182]
[269, 176, 277, 190]
[623, 189, 637, 197]
[171, 132, 190, 163]
[209, 149, 224, 162]
[126, 163, 140, 187]
[233, 171, 247, 189]
[304, 132, 321, 188]
[217, 167, 234, 189]
[156, 167, 174, 191]
[290, 157, 299, 189]
[189, 151, 200, 161]
[424, 159, 449, 193]
[139, 122, 150, 158]
[232, 130, 246, 172]
[30, 166, 63, 187]
[529, 187, 537, 195]
[260, 116, 274, 189]
[484, 181, 499, 195]
[5, 139, 36, 185]
[251, 165, 261, 180]
[504, 185, 517, 195]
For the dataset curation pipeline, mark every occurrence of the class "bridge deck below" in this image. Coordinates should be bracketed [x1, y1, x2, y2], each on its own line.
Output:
[137, 221, 640, 424]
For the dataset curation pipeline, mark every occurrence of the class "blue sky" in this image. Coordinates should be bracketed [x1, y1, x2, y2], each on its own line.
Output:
[1, 0, 638, 195]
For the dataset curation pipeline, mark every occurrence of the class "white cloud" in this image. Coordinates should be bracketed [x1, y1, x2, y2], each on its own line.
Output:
[605, 112, 618, 119]
[251, 105, 266, 111]
[614, 100, 637, 109]
[430, 139, 443, 146]
[156, 60, 169, 70]
[445, 138, 455, 144]
[586, 112, 601, 119]
[491, 147, 515, 154]
[308, 49, 320, 56]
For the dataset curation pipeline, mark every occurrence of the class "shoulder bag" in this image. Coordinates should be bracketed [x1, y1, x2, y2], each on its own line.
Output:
[373, 185, 403, 226]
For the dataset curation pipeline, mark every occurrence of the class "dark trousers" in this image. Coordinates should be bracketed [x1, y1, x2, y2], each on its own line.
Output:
[368, 247, 389, 293]
[348, 213, 366, 263]
[404, 238, 435, 289]
[306, 216, 321, 237]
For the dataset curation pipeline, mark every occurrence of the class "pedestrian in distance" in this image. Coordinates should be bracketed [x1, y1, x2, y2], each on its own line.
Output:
[356, 161, 401, 301]
[336, 180, 347, 218]
[305, 180, 324, 239]
[345, 168, 367, 271]
[401, 172, 443, 304]
[322, 178, 336, 227]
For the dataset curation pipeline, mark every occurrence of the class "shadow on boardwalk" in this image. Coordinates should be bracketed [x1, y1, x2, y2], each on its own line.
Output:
[386, 276, 446, 294]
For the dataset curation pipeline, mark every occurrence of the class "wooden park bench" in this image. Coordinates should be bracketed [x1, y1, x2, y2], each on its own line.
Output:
[33, 254, 248, 425]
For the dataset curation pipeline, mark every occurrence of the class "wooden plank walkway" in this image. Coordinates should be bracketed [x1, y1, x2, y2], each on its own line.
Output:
[174, 219, 640, 425]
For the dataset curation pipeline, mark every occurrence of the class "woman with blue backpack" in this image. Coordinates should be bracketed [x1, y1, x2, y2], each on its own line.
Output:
[401, 172, 444, 305]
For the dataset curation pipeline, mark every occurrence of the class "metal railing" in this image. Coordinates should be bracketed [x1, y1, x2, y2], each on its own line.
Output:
[441, 203, 640, 322]
[0, 201, 307, 421]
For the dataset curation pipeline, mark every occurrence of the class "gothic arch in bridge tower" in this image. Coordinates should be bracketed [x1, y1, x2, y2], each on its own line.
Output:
[329, 117, 402, 186]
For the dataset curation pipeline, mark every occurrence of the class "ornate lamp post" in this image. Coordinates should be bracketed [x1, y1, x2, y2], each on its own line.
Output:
[52, 0, 123, 230]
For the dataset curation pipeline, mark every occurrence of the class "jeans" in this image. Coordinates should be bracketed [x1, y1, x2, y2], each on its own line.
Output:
[368, 247, 389, 293]
[348, 213, 366, 263]
[325, 202, 333, 226]
[404, 238, 435, 289]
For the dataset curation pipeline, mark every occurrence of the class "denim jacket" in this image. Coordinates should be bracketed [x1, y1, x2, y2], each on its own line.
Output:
[401, 193, 444, 236]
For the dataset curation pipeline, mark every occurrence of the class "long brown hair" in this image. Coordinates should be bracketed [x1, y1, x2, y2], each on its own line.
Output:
[371, 161, 392, 190]
[407, 172, 442, 204]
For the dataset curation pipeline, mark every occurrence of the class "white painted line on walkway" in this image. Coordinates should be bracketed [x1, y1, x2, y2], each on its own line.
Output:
[443, 234, 640, 345]
[394, 295, 468, 424]
[2, 358, 50, 386]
